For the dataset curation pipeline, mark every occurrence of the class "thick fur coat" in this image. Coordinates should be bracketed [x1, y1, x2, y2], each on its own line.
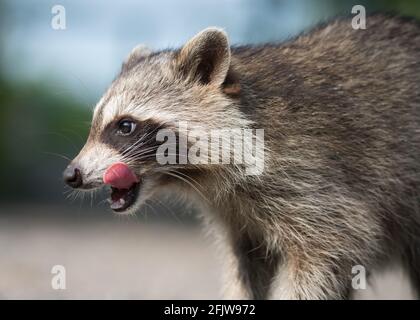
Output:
[65, 14, 420, 299]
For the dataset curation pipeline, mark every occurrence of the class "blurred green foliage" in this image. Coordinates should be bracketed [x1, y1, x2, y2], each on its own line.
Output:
[374, 0, 420, 18]
[0, 77, 91, 201]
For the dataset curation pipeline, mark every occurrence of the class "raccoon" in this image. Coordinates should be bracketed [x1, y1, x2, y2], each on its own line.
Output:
[63, 14, 420, 299]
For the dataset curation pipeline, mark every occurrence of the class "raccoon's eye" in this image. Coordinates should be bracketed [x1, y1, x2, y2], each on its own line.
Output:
[117, 119, 136, 136]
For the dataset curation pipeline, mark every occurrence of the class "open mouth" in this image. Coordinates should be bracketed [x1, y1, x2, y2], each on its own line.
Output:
[103, 162, 141, 213]
[109, 182, 141, 212]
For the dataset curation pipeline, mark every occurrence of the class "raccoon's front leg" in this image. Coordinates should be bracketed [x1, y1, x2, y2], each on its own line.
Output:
[223, 232, 281, 300]
[222, 249, 252, 299]
[269, 258, 353, 300]
[223, 233, 353, 299]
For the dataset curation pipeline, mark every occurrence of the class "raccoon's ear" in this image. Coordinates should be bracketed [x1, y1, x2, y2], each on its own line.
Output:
[122, 44, 152, 72]
[176, 27, 231, 87]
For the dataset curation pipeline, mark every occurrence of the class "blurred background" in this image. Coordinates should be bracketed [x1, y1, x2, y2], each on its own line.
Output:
[0, 0, 419, 299]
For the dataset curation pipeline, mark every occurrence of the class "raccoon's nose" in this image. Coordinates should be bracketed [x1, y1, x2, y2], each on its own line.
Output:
[63, 164, 83, 188]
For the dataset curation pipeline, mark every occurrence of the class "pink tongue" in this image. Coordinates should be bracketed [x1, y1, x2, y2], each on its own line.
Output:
[103, 162, 138, 189]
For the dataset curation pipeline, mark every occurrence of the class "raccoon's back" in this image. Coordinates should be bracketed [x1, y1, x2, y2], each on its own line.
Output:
[233, 14, 420, 125]
[233, 14, 420, 217]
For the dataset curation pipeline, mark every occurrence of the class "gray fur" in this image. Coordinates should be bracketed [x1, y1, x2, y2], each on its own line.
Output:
[68, 14, 420, 299]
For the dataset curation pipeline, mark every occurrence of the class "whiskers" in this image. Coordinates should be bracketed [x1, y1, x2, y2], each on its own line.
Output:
[63, 185, 103, 208]
[44, 151, 72, 162]
[158, 168, 210, 204]
[63, 187, 82, 203]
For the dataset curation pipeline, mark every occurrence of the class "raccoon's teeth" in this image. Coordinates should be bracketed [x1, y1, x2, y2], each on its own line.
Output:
[110, 197, 126, 210]
[108, 182, 140, 212]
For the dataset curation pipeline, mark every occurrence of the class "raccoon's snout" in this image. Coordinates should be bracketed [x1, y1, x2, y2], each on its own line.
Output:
[63, 164, 83, 188]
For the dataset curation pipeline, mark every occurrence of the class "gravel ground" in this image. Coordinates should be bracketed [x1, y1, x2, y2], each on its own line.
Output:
[0, 205, 222, 299]
[0, 205, 415, 299]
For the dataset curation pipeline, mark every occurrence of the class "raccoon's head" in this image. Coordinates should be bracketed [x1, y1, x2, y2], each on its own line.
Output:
[63, 27, 251, 214]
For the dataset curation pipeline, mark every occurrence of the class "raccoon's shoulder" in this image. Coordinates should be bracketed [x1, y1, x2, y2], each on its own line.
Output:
[229, 14, 420, 123]
[303, 13, 420, 48]
[230, 13, 420, 82]
[231, 13, 420, 58]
